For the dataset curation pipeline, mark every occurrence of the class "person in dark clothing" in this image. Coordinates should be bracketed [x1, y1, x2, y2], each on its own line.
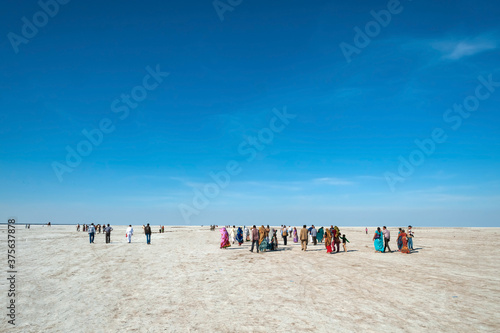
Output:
[341, 234, 350, 252]
[250, 225, 259, 253]
[382, 226, 391, 253]
[144, 223, 152, 244]
[105, 224, 113, 244]
[282, 225, 288, 245]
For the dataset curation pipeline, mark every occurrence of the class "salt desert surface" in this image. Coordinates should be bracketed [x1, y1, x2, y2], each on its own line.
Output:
[1, 225, 499, 332]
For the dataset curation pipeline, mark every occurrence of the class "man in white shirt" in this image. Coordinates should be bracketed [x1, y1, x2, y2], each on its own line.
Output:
[126, 225, 134, 243]
[88, 223, 96, 244]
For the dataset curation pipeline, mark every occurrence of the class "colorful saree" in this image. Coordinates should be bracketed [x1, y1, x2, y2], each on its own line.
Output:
[317, 227, 324, 243]
[258, 226, 266, 245]
[220, 228, 231, 249]
[374, 230, 384, 252]
[400, 232, 410, 254]
[325, 228, 333, 253]
[293, 228, 298, 243]
[236, 227, 244, 245]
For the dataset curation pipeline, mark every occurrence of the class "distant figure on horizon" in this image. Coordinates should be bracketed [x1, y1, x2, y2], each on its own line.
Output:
[126, 225, 134, 243]
[76, 224, 80, 232]
[373, 227, 384, 253]
[300, 225, 308, 251]
[144, 223, 152, 244]
[366, 227, 368, 234]
[105, 224, 113, 243]
[383, 226, 391, 253]
[88, 223, 96, 244]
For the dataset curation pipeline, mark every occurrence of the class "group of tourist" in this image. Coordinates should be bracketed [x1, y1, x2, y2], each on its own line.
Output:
[220, 225, 416, 254]
[82, 223, 161, 245]
[219, 225, 350, 254]
[77, 223, 101, 233]
[85, 223, 114, 244]
[373, 226, 415, 254]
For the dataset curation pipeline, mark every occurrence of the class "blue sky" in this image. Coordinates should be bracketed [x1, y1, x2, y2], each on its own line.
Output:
[1, 0, 499, 226]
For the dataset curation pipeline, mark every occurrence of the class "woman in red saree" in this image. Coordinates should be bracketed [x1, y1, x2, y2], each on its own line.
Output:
[220, 227, 231, 249]
[324, 228, 333, 253]
[400, 229, 410, 254]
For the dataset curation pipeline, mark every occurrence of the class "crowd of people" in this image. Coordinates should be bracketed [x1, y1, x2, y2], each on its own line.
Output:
[219, 225, 415, 254]
[76, 222, 415, 253]
[79, 223, 164, 244]
[373, 226, 415, 254]
[219, 225, 351, 253]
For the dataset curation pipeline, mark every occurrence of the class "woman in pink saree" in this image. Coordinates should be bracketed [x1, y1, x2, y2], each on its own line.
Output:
[220, 227, 231, 249]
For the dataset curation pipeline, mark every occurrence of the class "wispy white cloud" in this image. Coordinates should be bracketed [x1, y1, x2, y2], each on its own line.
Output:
[313, 177, 355, 186]
[354, 175, 386, 181]
[431, 37, 498, 60]
[420, 171, 458, 180]
[239, 181, 302, 191]
[170, 176, 205, 188]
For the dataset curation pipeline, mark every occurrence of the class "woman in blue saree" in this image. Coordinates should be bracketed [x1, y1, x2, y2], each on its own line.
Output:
[373, 227, 384, 253]
[236, 227, 244, 246]
[316, 227, 324, 243]
[397, 228, 403, 251]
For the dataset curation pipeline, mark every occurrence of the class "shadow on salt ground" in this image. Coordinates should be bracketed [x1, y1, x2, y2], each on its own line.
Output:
[260, 247, 293, 252]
